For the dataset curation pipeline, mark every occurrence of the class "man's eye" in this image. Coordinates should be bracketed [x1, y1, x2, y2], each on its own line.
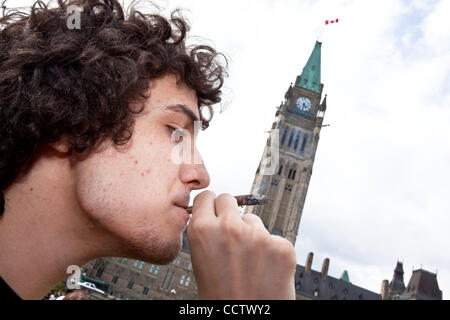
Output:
[168, 126, 185, 143]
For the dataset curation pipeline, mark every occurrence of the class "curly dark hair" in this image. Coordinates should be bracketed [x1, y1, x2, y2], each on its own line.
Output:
[0, 0, 227, 215]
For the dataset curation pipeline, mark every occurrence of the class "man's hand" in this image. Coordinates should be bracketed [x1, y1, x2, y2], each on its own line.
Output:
[187, 191, 297, 300]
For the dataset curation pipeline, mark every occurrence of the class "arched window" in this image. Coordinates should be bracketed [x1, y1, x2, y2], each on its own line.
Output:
[281, 127, 288, 146]
[300, 134, 309, 153]
[278, 165, 283, 175]
[294, 131, 302, 150]
[287, 129, 295, 148]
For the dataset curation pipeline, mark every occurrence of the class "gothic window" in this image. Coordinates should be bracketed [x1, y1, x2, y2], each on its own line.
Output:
[96, 266, 104, 278]
[278, 165, 283, 176]
[300, 134, 309, 153]
[313, 289, 319, 297]
[93, 259, 102, 269]
[122, 258, 128, 265]
[179, 275, 185, 286]
[112, 275, 118, 284]
[161, 269, 170, 288]
[167, 271, 175, 289]
[281, 127, 288, 146]
[287, 129, 294, 148]
[288, 169, 292, 179]
[284, 184, 292, 192]
[185, 277, 191, 287]
[139, 261, 144, 270]
[149, 264, 154, 274]
[294, 131, 302, 150]
[143, 286, 150, 295]
[292, 170, 297, 180]
[154, 266, 160, 275]
[133, 260, 139, 268]
[127, 280, 134, 289]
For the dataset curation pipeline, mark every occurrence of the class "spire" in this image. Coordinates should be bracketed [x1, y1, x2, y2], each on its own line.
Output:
[296, 41, 322, 94]
[389, 261, 406, 294]
[340, 270, 350, 283]
[285, 83, 293, 100]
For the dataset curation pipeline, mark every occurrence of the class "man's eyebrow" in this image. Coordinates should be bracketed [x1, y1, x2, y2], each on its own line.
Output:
[164, 104, 199, 123]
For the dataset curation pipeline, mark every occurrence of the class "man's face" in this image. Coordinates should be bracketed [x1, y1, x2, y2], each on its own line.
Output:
[73, 74, 210, 264]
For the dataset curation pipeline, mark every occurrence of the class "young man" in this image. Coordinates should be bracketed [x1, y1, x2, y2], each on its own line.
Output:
[0, 0, 296, 300]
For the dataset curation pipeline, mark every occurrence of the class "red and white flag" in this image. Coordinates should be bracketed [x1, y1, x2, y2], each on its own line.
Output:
[325, 19, 339, 25]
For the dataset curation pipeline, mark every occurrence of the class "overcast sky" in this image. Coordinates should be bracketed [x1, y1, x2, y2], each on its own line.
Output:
[10, 0, 450, 298]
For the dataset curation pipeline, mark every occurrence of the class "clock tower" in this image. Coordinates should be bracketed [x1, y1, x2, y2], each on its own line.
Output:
[244, 41, 327, 246]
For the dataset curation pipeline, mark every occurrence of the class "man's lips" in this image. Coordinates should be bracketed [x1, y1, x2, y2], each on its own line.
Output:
[174, 194, 190, 211]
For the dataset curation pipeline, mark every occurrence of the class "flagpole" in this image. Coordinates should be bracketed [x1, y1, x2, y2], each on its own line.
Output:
[317, 25, 325, 43]
[320, 18, 339, 43]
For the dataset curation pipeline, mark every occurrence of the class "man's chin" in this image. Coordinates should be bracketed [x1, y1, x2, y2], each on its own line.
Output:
[123, 232, 183, 265]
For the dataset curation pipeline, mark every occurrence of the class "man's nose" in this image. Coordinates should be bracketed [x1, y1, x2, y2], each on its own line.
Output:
[179, 154, 210, 190]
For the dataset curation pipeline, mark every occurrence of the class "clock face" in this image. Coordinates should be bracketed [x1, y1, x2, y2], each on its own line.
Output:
[296, 97, 312, 112]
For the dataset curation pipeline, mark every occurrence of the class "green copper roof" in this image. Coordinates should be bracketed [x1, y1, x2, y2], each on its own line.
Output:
[340, 270, 350, 283]
[296, 41, 322, 94]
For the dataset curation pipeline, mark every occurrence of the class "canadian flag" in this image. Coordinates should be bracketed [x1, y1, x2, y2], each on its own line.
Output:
[325, 19, 339, 25]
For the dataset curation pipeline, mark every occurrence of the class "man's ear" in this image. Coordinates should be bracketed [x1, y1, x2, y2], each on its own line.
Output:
[48, 135, 71, 154]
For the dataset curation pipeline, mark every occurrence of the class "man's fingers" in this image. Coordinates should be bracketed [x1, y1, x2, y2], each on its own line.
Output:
[242, 213, 268, 233]
[191, 190, 216, 220]
[214, 193, 240, 220]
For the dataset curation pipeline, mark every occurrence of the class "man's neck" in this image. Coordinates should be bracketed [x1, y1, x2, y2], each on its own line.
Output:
[0, 153, 116, 299]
